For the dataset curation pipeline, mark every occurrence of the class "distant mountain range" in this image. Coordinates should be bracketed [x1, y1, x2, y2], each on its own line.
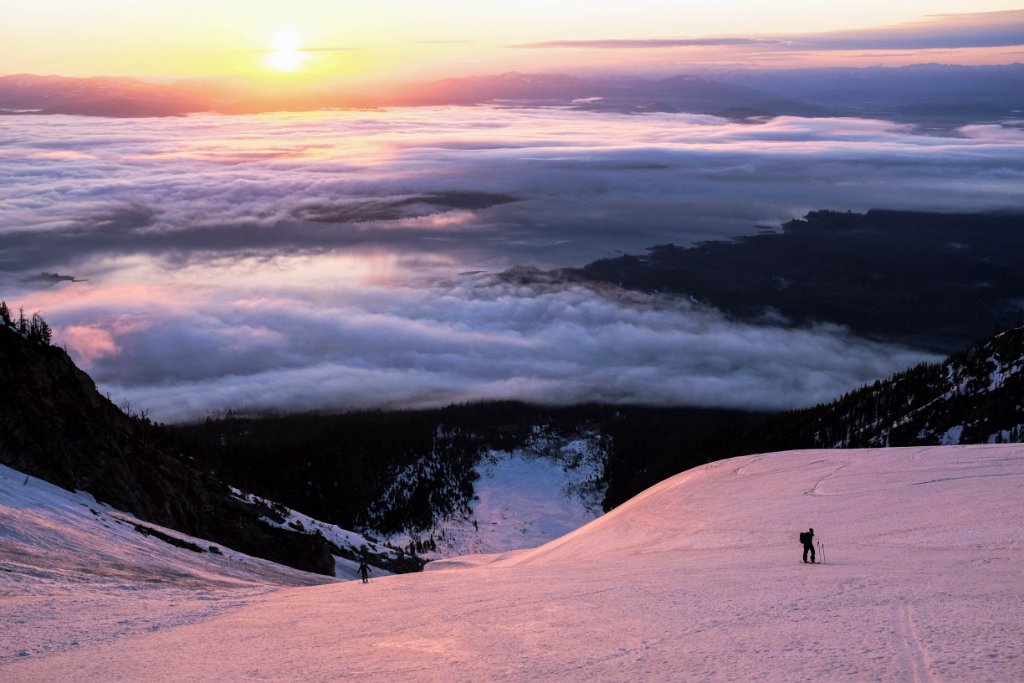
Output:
[393, 71, 823, 117]
[0, 74, 206, 117]
[702, 63, 1024, 123]
[4, 64, 1023, 122]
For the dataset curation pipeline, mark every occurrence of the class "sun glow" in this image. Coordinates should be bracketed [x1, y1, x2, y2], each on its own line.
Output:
[267, 31, 306, 72]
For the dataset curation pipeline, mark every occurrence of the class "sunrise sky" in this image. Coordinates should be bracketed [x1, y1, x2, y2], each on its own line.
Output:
[3, 2, 1024, 81]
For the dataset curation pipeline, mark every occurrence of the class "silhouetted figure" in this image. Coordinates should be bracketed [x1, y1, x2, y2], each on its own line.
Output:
[800, 528, 815, 563]
[358, 561, 371, 583]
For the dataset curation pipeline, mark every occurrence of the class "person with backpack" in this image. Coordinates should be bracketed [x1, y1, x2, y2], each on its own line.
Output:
[358, 560, 371, 583]
[799, 528, 816, 563]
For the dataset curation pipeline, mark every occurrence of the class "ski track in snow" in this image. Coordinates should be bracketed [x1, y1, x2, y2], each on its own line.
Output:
[2, 445, 1024, 681]
[896, 602, 934, 683]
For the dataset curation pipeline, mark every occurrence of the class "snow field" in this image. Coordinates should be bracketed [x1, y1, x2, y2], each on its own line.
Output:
[401, 440, 605, 559]
[2, 445, 1023, 681]
[0, 466, 333, 666]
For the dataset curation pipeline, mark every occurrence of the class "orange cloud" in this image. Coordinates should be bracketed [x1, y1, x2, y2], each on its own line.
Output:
[61, 325, 120, 365]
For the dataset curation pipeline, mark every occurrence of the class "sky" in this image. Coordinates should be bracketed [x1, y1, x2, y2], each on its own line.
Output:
[2, 3, 1024, 80]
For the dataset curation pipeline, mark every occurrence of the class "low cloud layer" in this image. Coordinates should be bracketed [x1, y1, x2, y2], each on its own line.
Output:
[3, 108, 1023, 273]
[3, 106, 1020, 420]
[28, 270, 939, 422]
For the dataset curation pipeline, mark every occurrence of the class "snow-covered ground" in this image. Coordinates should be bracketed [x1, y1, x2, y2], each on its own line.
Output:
[229, 488, 398, 581]
[0, 465, 333, 667]
[389, 433, 606, 558]
[3, 445, 1024, 681]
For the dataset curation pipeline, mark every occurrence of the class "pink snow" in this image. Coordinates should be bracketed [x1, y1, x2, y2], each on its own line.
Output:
[2, 445, 1023, 681]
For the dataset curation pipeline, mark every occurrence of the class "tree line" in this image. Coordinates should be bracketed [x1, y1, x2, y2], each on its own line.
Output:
[0, 301, 53, 345]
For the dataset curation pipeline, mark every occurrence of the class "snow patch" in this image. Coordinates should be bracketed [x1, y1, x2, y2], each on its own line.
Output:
[940, 424, 964, 445]
[385, 429, 606, 558]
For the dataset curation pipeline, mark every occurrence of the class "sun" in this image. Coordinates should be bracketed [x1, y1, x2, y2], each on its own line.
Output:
[267, 31, 307, 73]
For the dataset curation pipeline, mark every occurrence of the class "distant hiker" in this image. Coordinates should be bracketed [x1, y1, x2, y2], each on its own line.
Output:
[358, 561, 371, 583]
[799, 528, 816, 564]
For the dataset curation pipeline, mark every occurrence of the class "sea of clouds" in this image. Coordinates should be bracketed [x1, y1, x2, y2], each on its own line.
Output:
[3, 107, 1022, 420]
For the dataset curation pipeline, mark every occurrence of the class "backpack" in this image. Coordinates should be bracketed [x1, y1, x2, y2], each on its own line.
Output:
[799, 531, 809, 544]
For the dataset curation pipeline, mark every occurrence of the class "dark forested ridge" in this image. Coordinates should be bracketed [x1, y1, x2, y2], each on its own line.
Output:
[593, 324, 1024, 507]
[572, 210, 1024, 353]
[168, 403, 759, 535]
[0, 319, 340, 575]
[709, 323, 1024, 456]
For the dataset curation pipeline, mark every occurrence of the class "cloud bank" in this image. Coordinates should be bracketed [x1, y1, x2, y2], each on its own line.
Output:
[513, 38, 777, 49]
[801, 10, 1024, 51]
[508, 10, 1024, 65]
[3, 106, 1021, 420]
[26, 269, 939, 423]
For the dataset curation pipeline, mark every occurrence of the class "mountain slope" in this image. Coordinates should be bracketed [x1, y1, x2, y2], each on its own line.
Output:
[0, 463, 332, 664]
[718, 324, 1024, 456]
[3, 445, 1022, 681]
[0, 322, 336, 574]
[598, 323, 1024, 509]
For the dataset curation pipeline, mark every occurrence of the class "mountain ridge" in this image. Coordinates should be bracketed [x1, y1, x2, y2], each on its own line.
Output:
[6, 65, 1021, 121]
[716, 324, 1024, 454]
[0, 321, 388, 575]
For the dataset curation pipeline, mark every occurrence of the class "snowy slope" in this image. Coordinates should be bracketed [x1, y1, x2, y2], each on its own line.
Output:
[0, 465, 333, 666]
[791, 325, 1024, 450]
[384, 431, 606, 558]
[3, 446, 1024, 681]
[229, 488, 403, 580]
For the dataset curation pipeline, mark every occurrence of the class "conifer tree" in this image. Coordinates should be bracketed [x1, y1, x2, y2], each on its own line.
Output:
[0, 300, 10, 327]
[26, 312, 53, 345]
